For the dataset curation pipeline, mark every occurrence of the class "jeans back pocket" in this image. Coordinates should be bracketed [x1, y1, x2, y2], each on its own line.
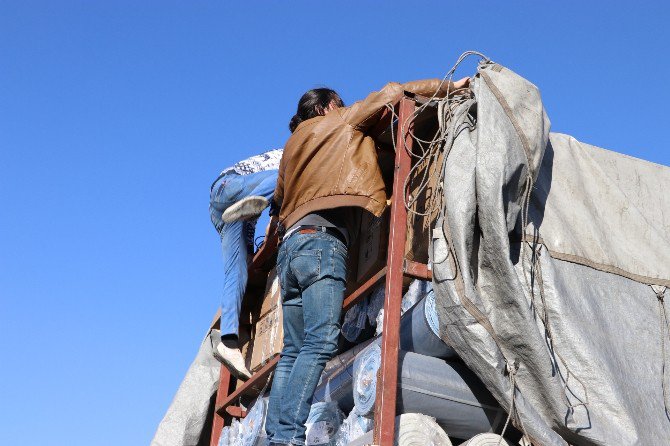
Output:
[289, 249, 322, 290]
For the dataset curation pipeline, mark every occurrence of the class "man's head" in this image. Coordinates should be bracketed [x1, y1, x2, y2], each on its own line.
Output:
[289, 88, 344, 132]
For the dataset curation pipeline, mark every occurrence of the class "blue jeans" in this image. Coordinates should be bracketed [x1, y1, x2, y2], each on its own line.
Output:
[266, 231, 348, 445]
[209, 169, 278, 336]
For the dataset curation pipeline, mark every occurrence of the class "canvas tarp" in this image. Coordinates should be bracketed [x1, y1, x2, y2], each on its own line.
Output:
[151, 323, 221, 446]
[432, 60, 670, 445]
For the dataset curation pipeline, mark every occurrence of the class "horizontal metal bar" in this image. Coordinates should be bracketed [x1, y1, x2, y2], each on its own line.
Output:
[225, 406, 248, 418]
[403, 260, 432, 280]
[216, 355, 279, 415]
[342, 267, 387, 312]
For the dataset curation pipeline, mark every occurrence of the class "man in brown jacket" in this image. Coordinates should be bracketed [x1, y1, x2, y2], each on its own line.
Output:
[265, 78, 469, 445]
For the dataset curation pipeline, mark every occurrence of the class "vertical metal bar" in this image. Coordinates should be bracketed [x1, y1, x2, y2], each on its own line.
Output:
[210, 365, 232, 446]
[373, 96, 415, 446]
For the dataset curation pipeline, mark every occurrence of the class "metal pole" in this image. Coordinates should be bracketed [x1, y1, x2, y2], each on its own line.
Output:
[210, 365, 232, 446]
[373, 96, 415, 446]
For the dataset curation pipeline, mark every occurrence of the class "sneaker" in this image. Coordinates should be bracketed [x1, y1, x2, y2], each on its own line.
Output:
[214, 342, 252, 381]
[222, 196, 269, 223]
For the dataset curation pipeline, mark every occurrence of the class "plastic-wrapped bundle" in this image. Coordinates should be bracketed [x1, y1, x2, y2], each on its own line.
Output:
[366, 282, 385, 325]
[305, 402, 344, 445]
[402, 280, 432, 311]
[458, 433, 510, 446]
[335, 410, 374, 446]
[398, 290, 455, 358]
[217, 426, 230, 446]
[239, 397, 267, 446]
[341, 298, 369, 342]
[353, 349, 506, 440]
[395, 413, 452, 446]
[375, 280, 433, 335]
[219, 419, 241, 446]
[352, 343, 382, 416]
[320, 339, 373, 380]
[318, 292, 455, 412]
[314, 340, 373, 412]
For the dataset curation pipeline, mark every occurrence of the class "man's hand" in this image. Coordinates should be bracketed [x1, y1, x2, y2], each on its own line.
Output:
[450, 77, 470, 94]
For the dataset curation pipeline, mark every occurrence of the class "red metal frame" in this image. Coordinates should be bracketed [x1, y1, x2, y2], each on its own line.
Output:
[210, 366, 231, 446]
[210, 94, 426, 446]
[373, 96, 415, 445]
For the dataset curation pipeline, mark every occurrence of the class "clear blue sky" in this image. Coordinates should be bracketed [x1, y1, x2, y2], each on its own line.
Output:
[0, 1, 667, 445]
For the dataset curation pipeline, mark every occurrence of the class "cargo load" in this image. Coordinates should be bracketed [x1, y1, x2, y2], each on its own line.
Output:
[432, 59, 670, 445]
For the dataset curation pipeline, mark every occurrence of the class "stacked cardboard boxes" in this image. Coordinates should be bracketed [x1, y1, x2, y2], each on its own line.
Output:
[248, 268, 283, 372]
[356, 208, 390, 283]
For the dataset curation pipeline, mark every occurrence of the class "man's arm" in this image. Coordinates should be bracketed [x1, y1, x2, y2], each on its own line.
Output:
[270, 151, 285, 218]
[340, 78, 470, 132]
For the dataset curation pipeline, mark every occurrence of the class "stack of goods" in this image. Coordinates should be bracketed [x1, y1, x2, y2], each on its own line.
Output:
[247, 270, 283, 372]
[218, 398, 268, 446]
[219, 230, 515, 444]
[394, 413, 452, 445]
[317, 279, 515, 444]
[304, 402, 344, 446]
[334, 411, 373, 446]
[351, 346, 506, 441]
[239, 397, 268, 446]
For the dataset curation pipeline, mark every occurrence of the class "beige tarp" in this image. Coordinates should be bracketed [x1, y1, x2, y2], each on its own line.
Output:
[528, 133, 670, 286]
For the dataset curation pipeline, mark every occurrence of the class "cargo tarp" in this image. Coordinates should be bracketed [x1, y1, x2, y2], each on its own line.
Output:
[151, 324, 221, 446]
[432, 60, 670, 445]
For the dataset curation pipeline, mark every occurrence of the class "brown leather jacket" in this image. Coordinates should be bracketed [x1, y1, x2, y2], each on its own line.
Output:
[274, 79, 455, 231]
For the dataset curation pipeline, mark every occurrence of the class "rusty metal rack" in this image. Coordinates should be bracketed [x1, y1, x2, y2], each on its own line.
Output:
[210, 94, 435, 446]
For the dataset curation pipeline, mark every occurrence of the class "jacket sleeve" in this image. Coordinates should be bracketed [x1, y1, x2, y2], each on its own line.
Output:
[341, 79, 453, 132]
[270, 152, 285, 217]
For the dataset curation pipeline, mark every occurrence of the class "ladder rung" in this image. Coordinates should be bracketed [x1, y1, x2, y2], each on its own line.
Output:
[403, 260, 431, 280]
[225, 406, 247, 418]
[342, 267, 387, 312]
[216, 355, 280, 415]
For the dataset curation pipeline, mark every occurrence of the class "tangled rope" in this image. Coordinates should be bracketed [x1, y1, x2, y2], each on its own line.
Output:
[397, 51, 489, 219]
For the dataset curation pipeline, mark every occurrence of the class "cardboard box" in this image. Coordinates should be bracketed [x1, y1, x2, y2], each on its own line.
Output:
[259, 267, 281, 318]
[247, 267, 284, 372]
[249, 305, 283, 372]
[356, 209, 389, 282]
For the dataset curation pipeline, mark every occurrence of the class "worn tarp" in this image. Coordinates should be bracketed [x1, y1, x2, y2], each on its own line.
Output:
[432, 60, 670, 445]
[151, 324, 221, 446]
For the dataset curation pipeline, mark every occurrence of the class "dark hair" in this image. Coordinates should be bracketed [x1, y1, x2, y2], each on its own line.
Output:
[289, 88, 344, 132]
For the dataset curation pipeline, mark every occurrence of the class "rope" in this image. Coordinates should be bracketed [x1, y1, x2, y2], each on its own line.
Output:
[654, 286, 670, 417]
[498, 359, 530, 446]
[401, 52, 487, 219]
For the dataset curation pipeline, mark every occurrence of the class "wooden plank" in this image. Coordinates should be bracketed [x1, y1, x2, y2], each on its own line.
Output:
[373, 96, 415, 446]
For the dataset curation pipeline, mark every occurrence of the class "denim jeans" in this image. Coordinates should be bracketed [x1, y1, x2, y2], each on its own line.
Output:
[265, 231, 348, 445]
[209, 169, 278, 336]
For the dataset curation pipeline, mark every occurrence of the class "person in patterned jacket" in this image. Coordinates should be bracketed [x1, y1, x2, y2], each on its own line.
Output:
[209, 148, 283, 380]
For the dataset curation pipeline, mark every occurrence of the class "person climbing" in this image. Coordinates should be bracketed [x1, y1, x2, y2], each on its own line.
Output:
[265, 77, 470, 445]
[209, 148, 283, 380]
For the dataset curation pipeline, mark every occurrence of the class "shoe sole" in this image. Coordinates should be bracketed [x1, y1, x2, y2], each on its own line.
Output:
[222, 196, 269, 223]
[220, 357, 251, 381]
[212, 348, 251, 381]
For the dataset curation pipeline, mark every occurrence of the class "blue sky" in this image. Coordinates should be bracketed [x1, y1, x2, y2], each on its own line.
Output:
[0, 1, 668, 445]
